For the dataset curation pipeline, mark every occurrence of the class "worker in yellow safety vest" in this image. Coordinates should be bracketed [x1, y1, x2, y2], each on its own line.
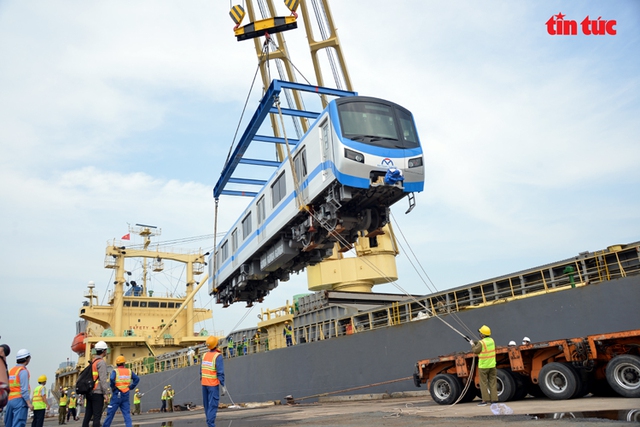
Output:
[67, 392, 78, 422]
[166, 385, 174, 412]
[102, 355, 139, 427]
[132, 388, 143, 415]
[471, 325, 498, 406]
[58, 387, 69, 425]
[32, 374, 50, 427]
[201, 336, 225, 427]
[283, 321, 293, 347]
[160, 386, 168, 412]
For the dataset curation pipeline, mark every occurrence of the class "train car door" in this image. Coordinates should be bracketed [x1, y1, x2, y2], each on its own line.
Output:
[293, 146, 309, 204]
[320, 120, 332, 182]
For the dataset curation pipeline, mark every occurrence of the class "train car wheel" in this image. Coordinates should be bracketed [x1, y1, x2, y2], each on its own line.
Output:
[606, 354, 640, 398]
[539, 362, 578, 400]
[429, 374, 461, 405]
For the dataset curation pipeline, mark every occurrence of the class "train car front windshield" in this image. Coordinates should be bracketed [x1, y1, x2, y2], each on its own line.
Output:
[336, 98, 419, 150]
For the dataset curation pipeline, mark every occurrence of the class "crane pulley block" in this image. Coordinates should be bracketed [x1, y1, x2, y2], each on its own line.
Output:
[234, 16, 297, 41]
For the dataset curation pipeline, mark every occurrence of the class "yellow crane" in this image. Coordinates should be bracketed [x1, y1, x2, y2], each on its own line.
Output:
[228, 0, 399, 294]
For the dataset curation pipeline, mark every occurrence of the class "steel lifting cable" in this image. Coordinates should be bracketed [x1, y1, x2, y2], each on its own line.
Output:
[274, 99, 305, 210]
[310, 0, 342, 89]
[390, 213, 476, 339]
[223, 45, 268, 166]
[302, 207, 472, 342]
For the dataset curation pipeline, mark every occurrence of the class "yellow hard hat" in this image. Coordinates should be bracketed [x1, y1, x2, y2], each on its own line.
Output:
[164, 386, 168, 389]
[206, 335, 218, 349]
[38, 375, 47, 383]
[115, 355, 126, 365]
[479, 325, 491, 336]
[136, 388, 140, 392]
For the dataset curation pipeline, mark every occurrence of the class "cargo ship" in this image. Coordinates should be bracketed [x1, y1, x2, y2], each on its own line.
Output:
[57, 238, 638, 412]
[54, 224, 217, 394]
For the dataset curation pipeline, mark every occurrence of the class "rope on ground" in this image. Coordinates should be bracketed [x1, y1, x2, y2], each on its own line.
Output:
[293, 376, 412, 402]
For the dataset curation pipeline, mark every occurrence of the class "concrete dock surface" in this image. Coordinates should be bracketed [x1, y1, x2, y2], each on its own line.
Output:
[38, 395, 640, 426]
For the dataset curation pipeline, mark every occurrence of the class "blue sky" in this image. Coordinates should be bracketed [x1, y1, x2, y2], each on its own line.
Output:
[1, 1, 639, 389]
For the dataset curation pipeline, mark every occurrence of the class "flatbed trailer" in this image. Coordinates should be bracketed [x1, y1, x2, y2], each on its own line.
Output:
[413, 329, 640, 405]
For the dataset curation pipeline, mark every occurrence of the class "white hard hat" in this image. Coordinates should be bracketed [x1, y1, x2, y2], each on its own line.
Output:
[16, 349, 31, 360]
[508, 341, 517, 346]
[522, 337, 531, 343]
[95, 341, 108, 351]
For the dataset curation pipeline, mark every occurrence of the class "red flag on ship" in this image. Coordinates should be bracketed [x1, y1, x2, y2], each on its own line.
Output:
[121, 233, 130, 240]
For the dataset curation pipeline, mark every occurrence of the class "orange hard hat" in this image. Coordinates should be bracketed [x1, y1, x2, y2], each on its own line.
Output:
[206, 335, 218, 349]
[115, 355, 126, 365]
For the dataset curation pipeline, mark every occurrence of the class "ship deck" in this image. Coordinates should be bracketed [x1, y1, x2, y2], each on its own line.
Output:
[39, 395, 640, 426]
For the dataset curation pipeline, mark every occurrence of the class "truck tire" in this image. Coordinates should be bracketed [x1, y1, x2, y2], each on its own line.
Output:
[457, 378, 477, 403]
[567, 364, 590, 399]
[606, 354, 640, 398]
[496, 368, 516, 402]
[429, 373, 461, 405]
[539, 362, 578, 400]
[507, 370, 529, 401]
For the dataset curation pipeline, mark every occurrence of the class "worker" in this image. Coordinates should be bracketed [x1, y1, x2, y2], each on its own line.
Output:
[4, 348, 33, 427]
[160, 386, 168, 412]
[187, 347, 195, 366]
[0, 344, 9, 410]
[132, 388, 143, 415]
[166, 385, 174, 412]
[471, 325, 498, 406]
[522, 337, 531, 345]
[283, 321, 293, 347]
[242, 335, 248, 355]
[102, 355, 139, 427]
[228, 336, 235, 357]
[201, 336, 225, 427]
[31, 375, 50, 427]
[58, 388, 68, 425]
[81, 340, 110, 427]
[253, 334, 260, 353]
[67, 392, 78, 422]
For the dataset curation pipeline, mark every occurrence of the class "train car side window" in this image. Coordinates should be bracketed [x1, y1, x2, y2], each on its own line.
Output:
[272, 172, 286, 208]
[242, 212, 252, 239]
[221, 241, 229, 261]
[257, 196, 266, 225]
[231, 229, 238, 253]
[294, 147, 308, 179]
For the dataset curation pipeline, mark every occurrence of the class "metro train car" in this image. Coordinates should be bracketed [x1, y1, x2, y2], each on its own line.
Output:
[209, 95, 424, 307]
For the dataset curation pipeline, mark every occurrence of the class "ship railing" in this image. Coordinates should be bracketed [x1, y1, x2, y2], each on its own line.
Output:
[128, 352, 201, 376]
[291, 242, 640, 341]
[128, 243, 639, 371]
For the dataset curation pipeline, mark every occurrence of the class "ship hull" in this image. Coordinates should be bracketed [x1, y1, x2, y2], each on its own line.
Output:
[136, 274, 640, 411]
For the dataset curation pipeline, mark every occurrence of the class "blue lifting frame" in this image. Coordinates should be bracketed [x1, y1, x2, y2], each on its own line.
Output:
[213, 79, 357, 199]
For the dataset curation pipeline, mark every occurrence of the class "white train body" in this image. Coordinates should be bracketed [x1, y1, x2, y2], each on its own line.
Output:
[209, 96, 424, 306]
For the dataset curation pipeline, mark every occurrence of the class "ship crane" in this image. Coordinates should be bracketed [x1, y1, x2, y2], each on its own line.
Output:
[212, 0, 409, 308]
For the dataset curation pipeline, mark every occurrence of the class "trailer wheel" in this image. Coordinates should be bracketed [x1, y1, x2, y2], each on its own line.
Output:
[496, 368, 515, 402]
[507, 370, 529, 401]
[457, 378, 477, 403]
[539, 362, 578, 400]
[429, 374, 461, 405]
[606, 354, 640, 398]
